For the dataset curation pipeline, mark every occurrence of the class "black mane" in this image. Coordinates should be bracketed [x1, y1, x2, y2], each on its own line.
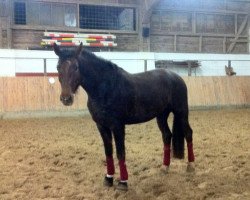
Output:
[80, 49, 121, 73]
[59, 47, 120, 73]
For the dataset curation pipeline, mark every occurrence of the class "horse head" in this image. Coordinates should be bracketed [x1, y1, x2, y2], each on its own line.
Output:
[53, 42, 83, 106]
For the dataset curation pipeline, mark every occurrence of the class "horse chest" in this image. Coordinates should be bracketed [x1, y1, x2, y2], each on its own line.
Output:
[87, 100, 120, 125]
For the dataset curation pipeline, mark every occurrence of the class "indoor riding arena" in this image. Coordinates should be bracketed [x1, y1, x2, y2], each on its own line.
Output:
[0, 0, 250, 200]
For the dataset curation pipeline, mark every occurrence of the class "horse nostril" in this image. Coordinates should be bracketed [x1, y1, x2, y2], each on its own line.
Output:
[60, 96, 65, 102]
[60, 95, 72, 103]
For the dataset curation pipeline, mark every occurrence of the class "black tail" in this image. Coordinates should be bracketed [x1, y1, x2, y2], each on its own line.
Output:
[172, 114, 185, 159]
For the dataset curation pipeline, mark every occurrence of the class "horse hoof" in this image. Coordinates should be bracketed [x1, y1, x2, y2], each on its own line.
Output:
[186, 162, 195, 173]
[116, 181, 128, 191]
[160, 165, 170, 174]
[103, 176, 113, 187]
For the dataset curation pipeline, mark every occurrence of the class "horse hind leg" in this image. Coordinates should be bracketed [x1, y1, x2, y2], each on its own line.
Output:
[156, 110, 172, 172]
[184, 120, 195, 172]
[172, 111, 195, 172]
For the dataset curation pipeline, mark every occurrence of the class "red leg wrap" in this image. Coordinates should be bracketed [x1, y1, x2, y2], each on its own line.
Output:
[187, 142, 195, 162]
[106, 156, 115, 175]
[163, 144, 171, 166]
[119, 159, 128, 181]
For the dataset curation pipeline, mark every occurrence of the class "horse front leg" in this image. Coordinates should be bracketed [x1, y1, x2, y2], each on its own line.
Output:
[112, 124, 128, 191]
[97, 124, 115, 187]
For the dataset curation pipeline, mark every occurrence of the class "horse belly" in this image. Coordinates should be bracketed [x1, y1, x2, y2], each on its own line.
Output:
[124, 100, 169, 124]
[124, 115, 156, 124]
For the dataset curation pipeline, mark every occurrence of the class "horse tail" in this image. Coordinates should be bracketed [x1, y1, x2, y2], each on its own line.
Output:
[170, 73, 189, 159]
[172, 113, 185, 159]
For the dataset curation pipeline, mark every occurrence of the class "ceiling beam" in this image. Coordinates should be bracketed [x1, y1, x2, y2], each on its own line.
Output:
[227, 14, 248, 53]
[142, 0, 161, 24]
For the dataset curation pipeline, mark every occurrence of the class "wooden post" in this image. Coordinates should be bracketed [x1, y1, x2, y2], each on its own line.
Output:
[235, 14, 237, 35]
[174, 35, 177, 52]
[199, 35, 202, 52]
[44, 59, 47, 76]
[144, 59, 147, 72]
[223, 37, 226, 53]
[192, 12, 196, 34]
[188, 61, 191, 76]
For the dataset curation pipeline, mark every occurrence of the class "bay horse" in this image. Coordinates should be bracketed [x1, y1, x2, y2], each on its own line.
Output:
[53, 43, 195, 191]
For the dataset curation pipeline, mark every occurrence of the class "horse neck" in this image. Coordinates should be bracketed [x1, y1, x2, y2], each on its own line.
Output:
[79, 57, 120, 97]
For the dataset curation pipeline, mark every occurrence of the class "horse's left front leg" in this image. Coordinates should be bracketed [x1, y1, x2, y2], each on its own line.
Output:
[97, 124, 115, 187]
[112, 124, 128, 191]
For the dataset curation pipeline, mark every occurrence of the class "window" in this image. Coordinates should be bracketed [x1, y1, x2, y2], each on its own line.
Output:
[27, 2, 39, 25]
[13, 2, 137, 30]
[40, 3, 51, 25]
[79, 5, 136, 31]
[14, 2, 26, 25]
[0, 1, 8, 17]
[151, 11, 192, 32]
[196, 13, 234, 34]
[65, 6, 77, 27]
[15, 2, 77, 27]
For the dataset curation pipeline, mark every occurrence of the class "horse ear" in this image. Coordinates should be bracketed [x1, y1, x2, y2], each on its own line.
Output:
[53, 43, 61, 57]
[75, 42, 83, 57]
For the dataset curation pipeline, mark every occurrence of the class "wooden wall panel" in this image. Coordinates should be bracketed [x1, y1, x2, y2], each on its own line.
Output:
[0, 77, 3, 112]
[188, 77, 207, 106]
[225, 77, 237, 105]
[183, 76, 250, 108]
[202, 77, 217, 106]
[215, 77, 228, 105]
[239, 77, 250, 105]
[0, 76, 249, 114]
[43, 77, 63, 111]
[115, 34, 140, 52]
[4, 78, 27, 112]
[176, 36, 199, 53]
[150, 35, 175, 52]
[42, 77, 88, 111]
[12, 30, 44, 49]
[150, 0, 249, 54]
[73, 87, 88, 110]
[25, 77, 45, 111]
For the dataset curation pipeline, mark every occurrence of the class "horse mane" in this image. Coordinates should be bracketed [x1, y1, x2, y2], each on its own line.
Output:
[58, 47, 119, 72]
[80, 49, 120, 73]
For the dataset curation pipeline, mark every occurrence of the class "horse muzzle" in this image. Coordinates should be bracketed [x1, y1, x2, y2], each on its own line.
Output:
[60, 95, 73, 106]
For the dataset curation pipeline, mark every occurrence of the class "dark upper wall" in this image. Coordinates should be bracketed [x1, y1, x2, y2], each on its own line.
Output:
[0, 0, 11, 48]
[149, 0, 250, 53]
[0, 0, 141, 51]
[0, 0, 249, 53]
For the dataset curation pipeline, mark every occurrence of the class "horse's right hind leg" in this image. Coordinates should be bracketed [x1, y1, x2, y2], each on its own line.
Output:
[156, 110, 172, 172]
[183, 120, 195, 172]
[184, 121, 194, 163]
[174, 113, 195, 172]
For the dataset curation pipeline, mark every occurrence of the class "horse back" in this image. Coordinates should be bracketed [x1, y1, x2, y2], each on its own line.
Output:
[130, 68, 188, 113]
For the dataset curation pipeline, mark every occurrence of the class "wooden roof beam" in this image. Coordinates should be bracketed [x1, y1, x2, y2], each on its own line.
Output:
[142, 0, 161, 25]
[227, 15, 248, 53]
